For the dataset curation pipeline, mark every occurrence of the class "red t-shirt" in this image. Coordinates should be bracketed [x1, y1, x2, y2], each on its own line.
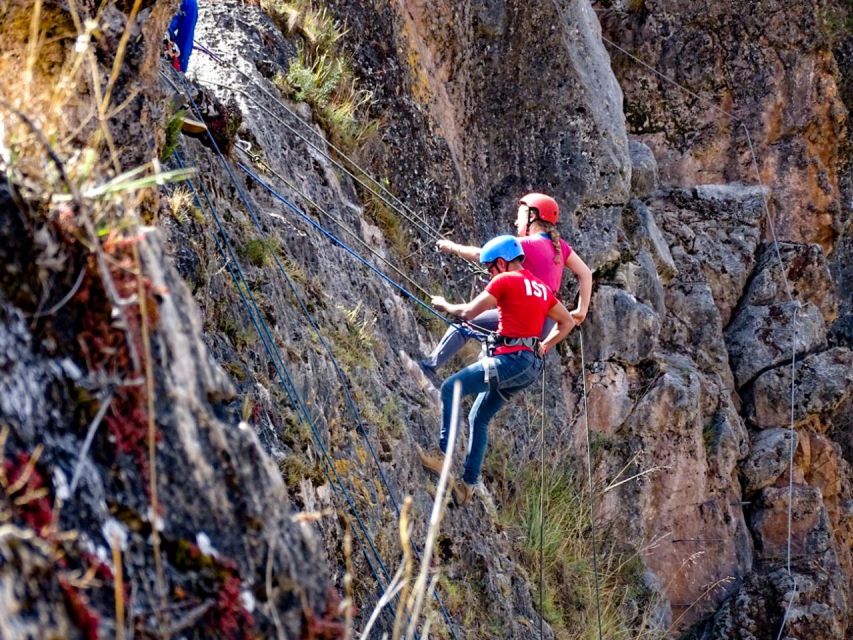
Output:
[485, 268, 557, 355]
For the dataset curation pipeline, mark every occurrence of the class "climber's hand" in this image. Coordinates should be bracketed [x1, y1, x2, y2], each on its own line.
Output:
[431, 295, 449, 312]
[436, 239, 455, 254]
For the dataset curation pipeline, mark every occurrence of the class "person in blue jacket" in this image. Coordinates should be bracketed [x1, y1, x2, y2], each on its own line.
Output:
[167, 0, 198, 73]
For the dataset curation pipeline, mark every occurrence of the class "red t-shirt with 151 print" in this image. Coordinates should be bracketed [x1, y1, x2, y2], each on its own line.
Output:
[485, 268, 556, 355]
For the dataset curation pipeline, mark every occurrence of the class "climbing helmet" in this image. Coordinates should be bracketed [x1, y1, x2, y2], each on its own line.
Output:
[480, 235, 525, 266]
[519, 193, 559, 224]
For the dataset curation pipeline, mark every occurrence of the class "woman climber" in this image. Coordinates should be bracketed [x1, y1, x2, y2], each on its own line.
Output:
[416, 193, 593, 385]
[418, 235, 576, 505]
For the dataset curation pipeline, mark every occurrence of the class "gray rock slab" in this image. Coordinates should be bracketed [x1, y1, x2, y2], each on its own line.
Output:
[725, 301, 827, 388]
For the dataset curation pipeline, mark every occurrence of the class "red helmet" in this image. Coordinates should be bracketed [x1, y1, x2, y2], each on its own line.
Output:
[519, 193, 559, 224]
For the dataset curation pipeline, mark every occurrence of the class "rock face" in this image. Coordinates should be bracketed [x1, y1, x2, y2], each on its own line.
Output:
[0, 2, 330, 638]
[1, 0, 851, 639]
[595, 0, 848, 251]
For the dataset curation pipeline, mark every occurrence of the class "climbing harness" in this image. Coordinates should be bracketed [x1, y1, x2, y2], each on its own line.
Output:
[485, 334, 540, 357]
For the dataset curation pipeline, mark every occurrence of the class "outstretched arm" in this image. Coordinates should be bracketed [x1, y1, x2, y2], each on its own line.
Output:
[565, 251, 593, 324]
[436, 239, 482, 263]
[539, 301, 575, 356]
[432, 290, 496, 320]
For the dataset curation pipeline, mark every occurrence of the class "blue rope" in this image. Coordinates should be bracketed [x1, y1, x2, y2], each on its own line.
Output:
[174, 149, 396, 631]
[175, 72, 457, 637]
[248, 160, 465, 638]
[235, 162, 455, 329]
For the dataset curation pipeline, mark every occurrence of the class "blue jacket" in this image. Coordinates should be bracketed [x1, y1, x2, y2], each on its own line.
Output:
[168, 0, 198, 72]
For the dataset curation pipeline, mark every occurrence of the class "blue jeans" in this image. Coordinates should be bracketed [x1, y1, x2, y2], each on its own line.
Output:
[439, 349, 543, 484]
[423, 310, 554, 370]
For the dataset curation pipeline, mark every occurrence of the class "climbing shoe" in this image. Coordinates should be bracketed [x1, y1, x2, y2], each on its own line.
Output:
[416, 444, 445, 477]
[180, 115, 208, 137]
[417, 359, 442, 389]
[452, 480, 475, 507]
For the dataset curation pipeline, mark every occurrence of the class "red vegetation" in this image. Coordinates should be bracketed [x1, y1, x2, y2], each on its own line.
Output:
[73, 231, 164, 485]
[60, 579, 102, 640]
[203, 573, 256, 639]
[3, 452, 54, 536]
[302, 588, 346, 640]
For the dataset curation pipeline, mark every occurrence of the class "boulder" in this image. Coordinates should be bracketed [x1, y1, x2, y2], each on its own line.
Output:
[629, 139, 659, 197]
[742, 242, 837, 323]
[653, 185, 767, 325]
[741, 428, 798, 494]
[725, 301, 827, 388]
[748, 347, 853, 430]
[583, 285, 661, 363]
[749, 485, 830, 560]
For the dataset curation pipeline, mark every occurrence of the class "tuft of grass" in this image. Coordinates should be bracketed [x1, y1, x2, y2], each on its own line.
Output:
[238, 237, 280, 267]
[263, 0, 348, 53]
[328, 302, 378, 372]
[265, 0, 378, 151]
[274, 48, 376, 151]
[361, 188, 409, 258]
[499, 467, 666, 639]
[160, 109, 185, 161]
[167, 187, 196, 225]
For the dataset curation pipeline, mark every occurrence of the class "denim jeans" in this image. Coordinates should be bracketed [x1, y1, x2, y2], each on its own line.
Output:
[423, 310, 554, 370]
[439, 349, 543, 484]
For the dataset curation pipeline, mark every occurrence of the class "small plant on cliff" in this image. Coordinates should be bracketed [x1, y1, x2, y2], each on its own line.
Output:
[265, 0, 378, 151]
[496, 462, 665, 639]
[239, 236, 280, 267]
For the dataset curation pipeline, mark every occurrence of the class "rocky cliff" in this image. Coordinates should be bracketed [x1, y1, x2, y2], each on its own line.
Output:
[0, 0, 851, 639]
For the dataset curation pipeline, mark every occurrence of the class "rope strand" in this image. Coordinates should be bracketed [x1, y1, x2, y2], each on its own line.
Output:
[580, 331, 604, 639]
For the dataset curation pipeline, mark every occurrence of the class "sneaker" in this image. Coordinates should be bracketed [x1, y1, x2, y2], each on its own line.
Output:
[416, 444, 445, 477]
[452, 480, 475, 506]
[180, 116, 208, 137]
[417, 359, 442, 389]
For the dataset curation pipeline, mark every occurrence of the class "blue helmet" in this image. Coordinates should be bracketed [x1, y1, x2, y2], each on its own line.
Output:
[480, 235, 525, 264]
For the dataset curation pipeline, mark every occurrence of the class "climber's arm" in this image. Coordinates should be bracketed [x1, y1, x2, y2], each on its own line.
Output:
[431, 290, 496, 320]
[565, 251, 592, 325]
[437, 239, 481, 263]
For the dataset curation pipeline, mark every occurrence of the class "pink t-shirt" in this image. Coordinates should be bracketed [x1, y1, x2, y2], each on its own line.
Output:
[519, 233, 572, 294]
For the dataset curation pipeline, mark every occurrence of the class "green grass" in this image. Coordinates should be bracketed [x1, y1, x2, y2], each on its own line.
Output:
[498, 466, 666, 639]
[160, 109, 185, 161]
[264, 0, 378, 151]
[238, 237, 280, 267]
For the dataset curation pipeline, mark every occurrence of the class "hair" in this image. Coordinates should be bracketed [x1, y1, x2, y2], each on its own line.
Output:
[530, 218, 562, 264]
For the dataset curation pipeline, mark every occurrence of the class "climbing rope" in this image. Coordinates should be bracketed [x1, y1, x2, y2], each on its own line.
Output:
[228, 153, 463, 635]
[174, 68, 463, 634]
[190, 44, 445, 243]
[174, 151, 397, 631]
[599, 30, 801, 634]
[235, 145, 436, 300]
[236, 160, 496, 341]
[191, 42, 488, 286]
[579, 331, 604, 639]
[539, 365, 546, 640]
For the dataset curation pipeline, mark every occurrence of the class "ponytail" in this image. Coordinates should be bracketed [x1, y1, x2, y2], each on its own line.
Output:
[535, 220, 562, 264]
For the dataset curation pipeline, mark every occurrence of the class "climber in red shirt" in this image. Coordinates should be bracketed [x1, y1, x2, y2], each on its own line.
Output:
[418, 235, 575, 505]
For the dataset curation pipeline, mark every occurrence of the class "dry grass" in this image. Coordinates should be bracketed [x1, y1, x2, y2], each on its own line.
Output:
[0, 1, 190, 633]
[264, 0, 378, 151]
[500, 467, 669, 640]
